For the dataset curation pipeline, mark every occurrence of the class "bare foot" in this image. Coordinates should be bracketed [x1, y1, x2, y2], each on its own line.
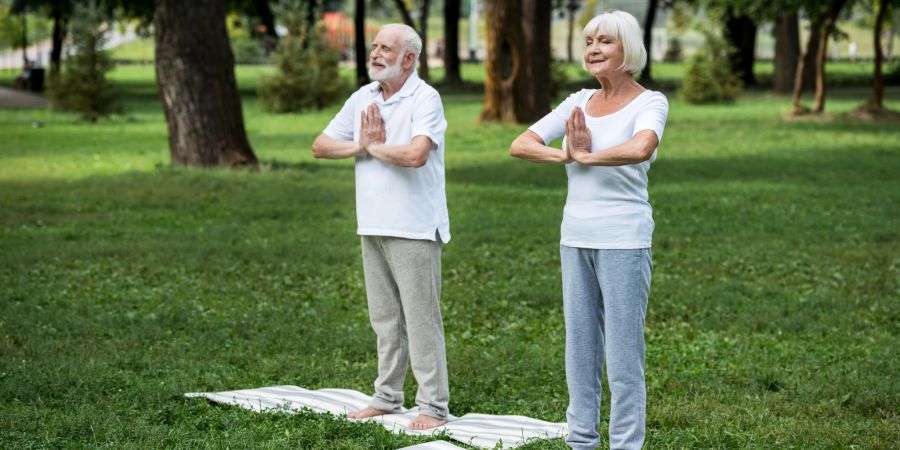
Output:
[408, 414, 448, 430]
[346, 406, 388, 420]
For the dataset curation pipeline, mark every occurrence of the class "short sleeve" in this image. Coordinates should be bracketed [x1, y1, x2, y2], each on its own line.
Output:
[528, 90, 587, 144]
[411, 91, 447, 151]
[633, 92, 669, 141]
[323, 92, 359, 141]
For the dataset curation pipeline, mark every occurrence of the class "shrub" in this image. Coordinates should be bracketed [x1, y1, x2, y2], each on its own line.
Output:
[679, 30, 742, 104]
[258, 31, 345, 113]
[47, 0, 120, 121]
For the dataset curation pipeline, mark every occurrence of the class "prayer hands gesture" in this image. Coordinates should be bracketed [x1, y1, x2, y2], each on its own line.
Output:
[360, 103, 386, 153]
[566, 107, 591, 164]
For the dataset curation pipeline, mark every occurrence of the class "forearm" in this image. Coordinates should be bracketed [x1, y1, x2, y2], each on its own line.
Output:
[509, 132, 569, 164]
[367, 136, 431, 168]
[312, 134, 364, 159]
[574, 132, 657, 166]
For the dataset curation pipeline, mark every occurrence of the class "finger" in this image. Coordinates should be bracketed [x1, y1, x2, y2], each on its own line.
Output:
[361, 109, 369, 130]
[574, 107, 585, 130]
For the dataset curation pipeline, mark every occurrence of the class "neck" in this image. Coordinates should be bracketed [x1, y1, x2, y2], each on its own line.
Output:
[596, 72, 640, 98]
[378, 70, 414, 101]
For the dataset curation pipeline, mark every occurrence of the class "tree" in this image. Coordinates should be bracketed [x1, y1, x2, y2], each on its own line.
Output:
[154, 0, 258, 167]
[11, 0, 72, 75]
[723, 6, 757, 86]
[554, 0, 581, 63]
[47, 0, 119, 121]
[791, 0, 850, 115]
[639, 0, 659, 84]
[443, 0, 462, 84]
[853, 0, 900, 118]
[480, 0, 551, 123]
[773, 12, 800, 94]
[354, 0, 369, 87]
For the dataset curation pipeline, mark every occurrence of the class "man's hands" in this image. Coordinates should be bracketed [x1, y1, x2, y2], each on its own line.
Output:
[359, 103, 386, 154]
[566, 106, 591, 164]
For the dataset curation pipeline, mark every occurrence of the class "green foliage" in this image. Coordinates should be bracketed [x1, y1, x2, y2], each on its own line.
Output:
[679, 29, 742, 104]
[230, 36, 267, 64]
[257, 25, 346, 112]
[46, 0, 120, 122]
[0, 4, 24, 51]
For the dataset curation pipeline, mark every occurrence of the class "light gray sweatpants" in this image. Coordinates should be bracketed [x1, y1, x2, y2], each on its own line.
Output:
[360, 235, 449, 419]
[560, 246, 652, 450]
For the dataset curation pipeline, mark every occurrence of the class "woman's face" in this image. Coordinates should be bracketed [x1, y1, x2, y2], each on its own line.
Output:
[584, 31, 625, 77]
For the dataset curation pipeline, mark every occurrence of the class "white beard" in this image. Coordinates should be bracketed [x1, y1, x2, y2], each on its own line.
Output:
[369, 60, 403, 81]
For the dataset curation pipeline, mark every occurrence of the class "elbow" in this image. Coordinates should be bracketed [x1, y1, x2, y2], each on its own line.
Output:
[508, 139, 524, 158]
[311, 141, 324, 159]
[408, 153, 428, 168]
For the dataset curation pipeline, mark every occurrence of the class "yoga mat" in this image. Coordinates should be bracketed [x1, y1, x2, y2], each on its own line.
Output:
[185, 385, 566, 449]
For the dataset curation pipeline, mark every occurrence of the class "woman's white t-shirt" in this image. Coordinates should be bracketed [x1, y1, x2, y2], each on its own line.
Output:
[529, 89, 669, 249]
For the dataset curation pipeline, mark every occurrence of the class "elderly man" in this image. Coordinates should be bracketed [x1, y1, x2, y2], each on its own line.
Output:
[311, 24, 450, 430]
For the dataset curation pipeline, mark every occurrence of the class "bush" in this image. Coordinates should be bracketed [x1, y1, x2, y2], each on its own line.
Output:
[231, 37, 267, 64]
[47, 0, 120, 121]
[679, 30, 742, 104]
[258, 31, 346, 113]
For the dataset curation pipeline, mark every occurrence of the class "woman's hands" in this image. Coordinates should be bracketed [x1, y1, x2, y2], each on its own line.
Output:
[359, 103, 386, 153]
[566, 106, 592, 164]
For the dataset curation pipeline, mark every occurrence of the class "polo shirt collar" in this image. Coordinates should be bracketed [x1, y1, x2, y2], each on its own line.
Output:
[369, 71, 422, 103]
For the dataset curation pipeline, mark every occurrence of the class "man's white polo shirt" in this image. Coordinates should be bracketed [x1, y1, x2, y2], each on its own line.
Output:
[323, 72, 450, 243]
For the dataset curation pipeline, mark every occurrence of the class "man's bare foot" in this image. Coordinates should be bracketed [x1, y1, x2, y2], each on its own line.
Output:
[346, 406, 388, 420]
[408, 414, 448, 430]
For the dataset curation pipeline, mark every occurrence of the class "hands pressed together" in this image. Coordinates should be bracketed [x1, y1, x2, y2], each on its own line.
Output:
[359, 103, 386, 157]
[565, 106, 592, 164]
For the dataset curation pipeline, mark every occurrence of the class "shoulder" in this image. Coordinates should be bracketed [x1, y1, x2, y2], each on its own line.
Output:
[641, 90, 668, 106]
[554, 89, 596, 110]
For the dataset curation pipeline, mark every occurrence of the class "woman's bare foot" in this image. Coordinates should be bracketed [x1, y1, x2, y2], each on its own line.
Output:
[408, 414, 448, 430]
[346, 406, 388, 419]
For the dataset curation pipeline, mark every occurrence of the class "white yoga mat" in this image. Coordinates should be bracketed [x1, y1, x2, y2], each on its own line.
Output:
[185, 385, 566, 449]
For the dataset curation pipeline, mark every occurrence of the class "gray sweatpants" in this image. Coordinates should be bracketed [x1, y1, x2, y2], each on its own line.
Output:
[560, 246, 652, 450]
[360, 235, 449, 419]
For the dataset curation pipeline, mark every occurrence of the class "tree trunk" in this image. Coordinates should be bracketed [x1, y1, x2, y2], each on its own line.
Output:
[773, 13, 799, 94]
[801, 25, 819, 89]
[812, 0, 848, 113]
[355, 0, 370, 87]
[566, 2, 577, 63]
[480, 0, 550, 123]
[871, 0, 888, 108]
[418, 0, 431, 82]
[444, 0, 462, 84]
[638, 0, 658, 84]
[154, 0, 257, 168]
[50, 3, 67, 76]
[791, 10, 828, 113]
[393, 0, 416, 27]
[724, 10, 757, 86]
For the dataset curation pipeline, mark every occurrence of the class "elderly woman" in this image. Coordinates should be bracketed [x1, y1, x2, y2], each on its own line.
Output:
[509, 10, 669, 450]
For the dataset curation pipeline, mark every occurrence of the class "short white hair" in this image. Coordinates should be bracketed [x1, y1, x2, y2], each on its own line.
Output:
[582, 10, 647, 76]
[380, 23, 422, 60]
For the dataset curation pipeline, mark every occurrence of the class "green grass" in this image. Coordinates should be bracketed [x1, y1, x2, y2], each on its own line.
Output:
[1, 65, 898, 449]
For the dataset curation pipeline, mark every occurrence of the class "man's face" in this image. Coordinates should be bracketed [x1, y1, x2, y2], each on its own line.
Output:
[368, 29, 407, 81]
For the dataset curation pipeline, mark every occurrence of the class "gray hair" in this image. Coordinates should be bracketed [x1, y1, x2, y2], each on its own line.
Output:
[380, 23, 422, 60]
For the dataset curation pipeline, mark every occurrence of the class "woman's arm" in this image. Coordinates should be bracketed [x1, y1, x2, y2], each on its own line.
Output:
[567, 107, 658, 166]
[509, 130, 572, 164]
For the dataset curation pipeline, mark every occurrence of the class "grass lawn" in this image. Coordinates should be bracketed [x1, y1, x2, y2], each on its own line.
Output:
[1, 64, 898, 449]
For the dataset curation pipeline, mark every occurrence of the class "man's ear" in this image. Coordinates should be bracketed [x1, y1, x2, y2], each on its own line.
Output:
[403, 51, 417, 71]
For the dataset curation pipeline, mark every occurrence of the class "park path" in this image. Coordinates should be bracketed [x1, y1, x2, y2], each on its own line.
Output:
[0, 87, 48, 108]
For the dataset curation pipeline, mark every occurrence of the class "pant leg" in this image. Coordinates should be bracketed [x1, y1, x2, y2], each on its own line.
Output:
[360, 235, 408, 413]
[595, 248, 651, 450]
[381, 236, 449, 419]
[560, 245, 604, 450]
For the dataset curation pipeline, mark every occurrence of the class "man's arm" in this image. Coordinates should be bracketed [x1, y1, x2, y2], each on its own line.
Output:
[311, 134, 365, 160]
[367, 135, 433, 168]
